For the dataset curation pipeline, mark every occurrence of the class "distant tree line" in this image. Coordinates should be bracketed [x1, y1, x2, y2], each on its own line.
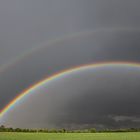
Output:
[0, 125, 140, 133]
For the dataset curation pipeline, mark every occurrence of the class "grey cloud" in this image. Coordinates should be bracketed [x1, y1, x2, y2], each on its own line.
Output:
[0, 0, 140, 129]
[109, 115, 140, 123]
[1, 29, 140, 110]
[1, 65, 140, 129]
[0, 0, 140, 65]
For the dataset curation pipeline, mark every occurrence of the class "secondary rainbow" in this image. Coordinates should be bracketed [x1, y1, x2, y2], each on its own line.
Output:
[0, 27, 139, 74]
[1, 61, 140, 119]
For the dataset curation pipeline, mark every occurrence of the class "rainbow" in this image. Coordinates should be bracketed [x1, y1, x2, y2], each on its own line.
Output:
[0, 27, 140, 74]
[1, 61, 140, 120]
[0, 29, 95, 74]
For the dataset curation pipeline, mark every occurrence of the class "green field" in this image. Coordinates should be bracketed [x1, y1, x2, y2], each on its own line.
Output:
[0, 132, 140, 140]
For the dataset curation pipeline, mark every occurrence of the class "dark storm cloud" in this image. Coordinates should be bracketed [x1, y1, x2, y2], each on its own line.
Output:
[0, 0, 140, 65]
[1, 29, 140, 110]
[1, 0, 140, 129]
[2, 66, 140, 129]
[0, 0, 97, 66]
[110, 116, 140, 123]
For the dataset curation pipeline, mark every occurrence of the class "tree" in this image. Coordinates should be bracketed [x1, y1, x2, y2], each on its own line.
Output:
[0, 125, 6, 132]
[89, 128, 96, 133]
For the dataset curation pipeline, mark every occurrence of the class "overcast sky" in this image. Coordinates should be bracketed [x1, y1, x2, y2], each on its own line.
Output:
[1, 0, 140, 66]
[2, 65, 140, 129]
[0, 0, 140, 129]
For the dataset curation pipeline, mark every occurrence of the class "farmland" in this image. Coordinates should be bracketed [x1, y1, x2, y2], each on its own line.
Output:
[0, 132, 140, 140]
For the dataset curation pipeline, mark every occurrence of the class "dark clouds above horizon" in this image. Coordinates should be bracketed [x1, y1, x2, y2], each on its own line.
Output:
[0, 0, 140, 129]
[2, 65, 140, 129]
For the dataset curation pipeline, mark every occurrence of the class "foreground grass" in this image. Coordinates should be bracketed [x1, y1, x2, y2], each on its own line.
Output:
[0, 132, 140, 140]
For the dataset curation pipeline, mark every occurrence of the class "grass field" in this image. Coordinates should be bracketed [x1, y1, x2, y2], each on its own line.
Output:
[0, 132, 140, 140]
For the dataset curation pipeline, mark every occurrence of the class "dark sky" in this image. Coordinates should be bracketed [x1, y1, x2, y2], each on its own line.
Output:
[2, 65, 140, 129]
[0, 0, 140, 129]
